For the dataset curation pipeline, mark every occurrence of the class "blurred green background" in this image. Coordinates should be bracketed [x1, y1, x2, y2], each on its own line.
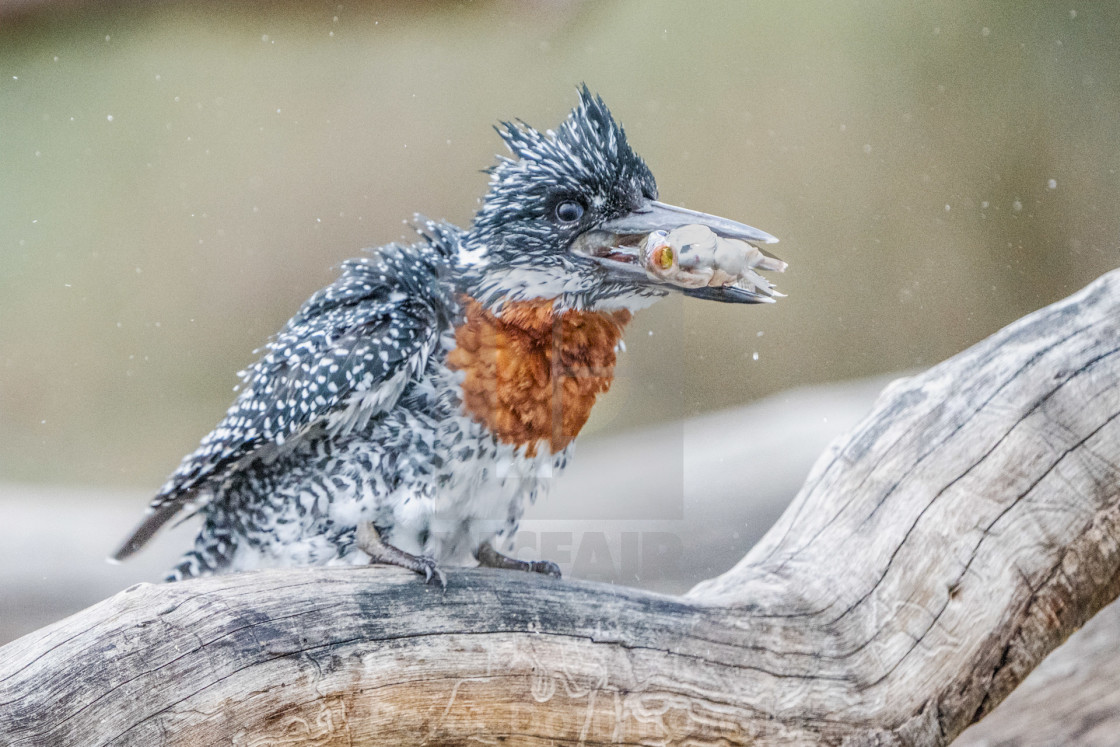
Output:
[1, 0, 1118, 489]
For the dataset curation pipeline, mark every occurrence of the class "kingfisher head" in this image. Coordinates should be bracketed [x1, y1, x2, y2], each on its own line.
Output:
[461, 86, 780, 312]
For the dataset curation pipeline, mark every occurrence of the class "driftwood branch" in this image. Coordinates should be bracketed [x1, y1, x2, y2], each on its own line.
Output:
[954, 593, 1120, 747]
[3, 269, 1120, 745]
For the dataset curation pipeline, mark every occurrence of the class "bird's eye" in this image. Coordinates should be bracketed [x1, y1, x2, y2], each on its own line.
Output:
[554, 200, 584, 223]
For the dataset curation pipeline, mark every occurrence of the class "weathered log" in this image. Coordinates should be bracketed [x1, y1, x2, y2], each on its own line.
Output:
[2, 269, 1119, 745]
[955, 593, 1120, 747]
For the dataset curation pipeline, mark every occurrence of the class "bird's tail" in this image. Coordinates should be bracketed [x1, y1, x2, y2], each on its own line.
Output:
[109, 501, 184, 563]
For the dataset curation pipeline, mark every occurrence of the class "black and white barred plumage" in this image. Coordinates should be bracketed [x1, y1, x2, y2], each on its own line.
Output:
[113, 86, 781, 581]
[116, 229, 458, 574]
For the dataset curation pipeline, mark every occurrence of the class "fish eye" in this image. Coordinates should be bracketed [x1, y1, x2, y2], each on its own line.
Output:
[554, 200, 584, 223]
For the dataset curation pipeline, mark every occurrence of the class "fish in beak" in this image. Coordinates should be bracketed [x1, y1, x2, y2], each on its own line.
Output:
[570, 201, 785, 304]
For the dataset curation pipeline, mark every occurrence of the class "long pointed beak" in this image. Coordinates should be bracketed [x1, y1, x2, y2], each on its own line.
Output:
[599, 200, 779, 245]
[570, 200, 784, 304]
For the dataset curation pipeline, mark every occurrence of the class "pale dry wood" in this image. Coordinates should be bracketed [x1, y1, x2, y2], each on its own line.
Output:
[955, 595, 1120, 747]
[2, 270, 1120, 746]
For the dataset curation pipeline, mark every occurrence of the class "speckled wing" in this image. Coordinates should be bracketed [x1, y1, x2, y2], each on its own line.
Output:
[112, 235, 458, 560]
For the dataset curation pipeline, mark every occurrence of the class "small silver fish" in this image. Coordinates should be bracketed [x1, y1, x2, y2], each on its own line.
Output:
[641, 224, 787, 297]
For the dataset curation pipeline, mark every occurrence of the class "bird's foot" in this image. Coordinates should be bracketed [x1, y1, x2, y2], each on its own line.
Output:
[356, 522, 446, 588]
[476, 541, 562, 578]
[413, 557, 447, 587]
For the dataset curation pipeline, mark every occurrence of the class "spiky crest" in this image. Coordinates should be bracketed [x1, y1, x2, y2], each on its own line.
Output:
[463, 86, 662, 311]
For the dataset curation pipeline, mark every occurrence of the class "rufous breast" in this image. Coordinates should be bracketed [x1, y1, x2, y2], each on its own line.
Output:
[447, 297, 631, 457]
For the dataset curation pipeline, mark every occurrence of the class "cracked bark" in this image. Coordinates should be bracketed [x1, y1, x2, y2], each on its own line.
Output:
[3, 270, 1120, 746]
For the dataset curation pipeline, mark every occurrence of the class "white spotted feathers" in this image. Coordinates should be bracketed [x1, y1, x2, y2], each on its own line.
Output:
[113, 88, 685, 578]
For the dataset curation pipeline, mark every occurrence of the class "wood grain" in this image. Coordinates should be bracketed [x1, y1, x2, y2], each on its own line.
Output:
[3, 269, 1119, 745]
[955, 595, 1120, 747]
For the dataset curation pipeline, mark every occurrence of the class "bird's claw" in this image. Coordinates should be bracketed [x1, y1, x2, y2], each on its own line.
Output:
[418, 556, 447, 588]
[529, 560, 562, 578]
[476, 541, 560, 577]
[356, 522, 446, 588]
